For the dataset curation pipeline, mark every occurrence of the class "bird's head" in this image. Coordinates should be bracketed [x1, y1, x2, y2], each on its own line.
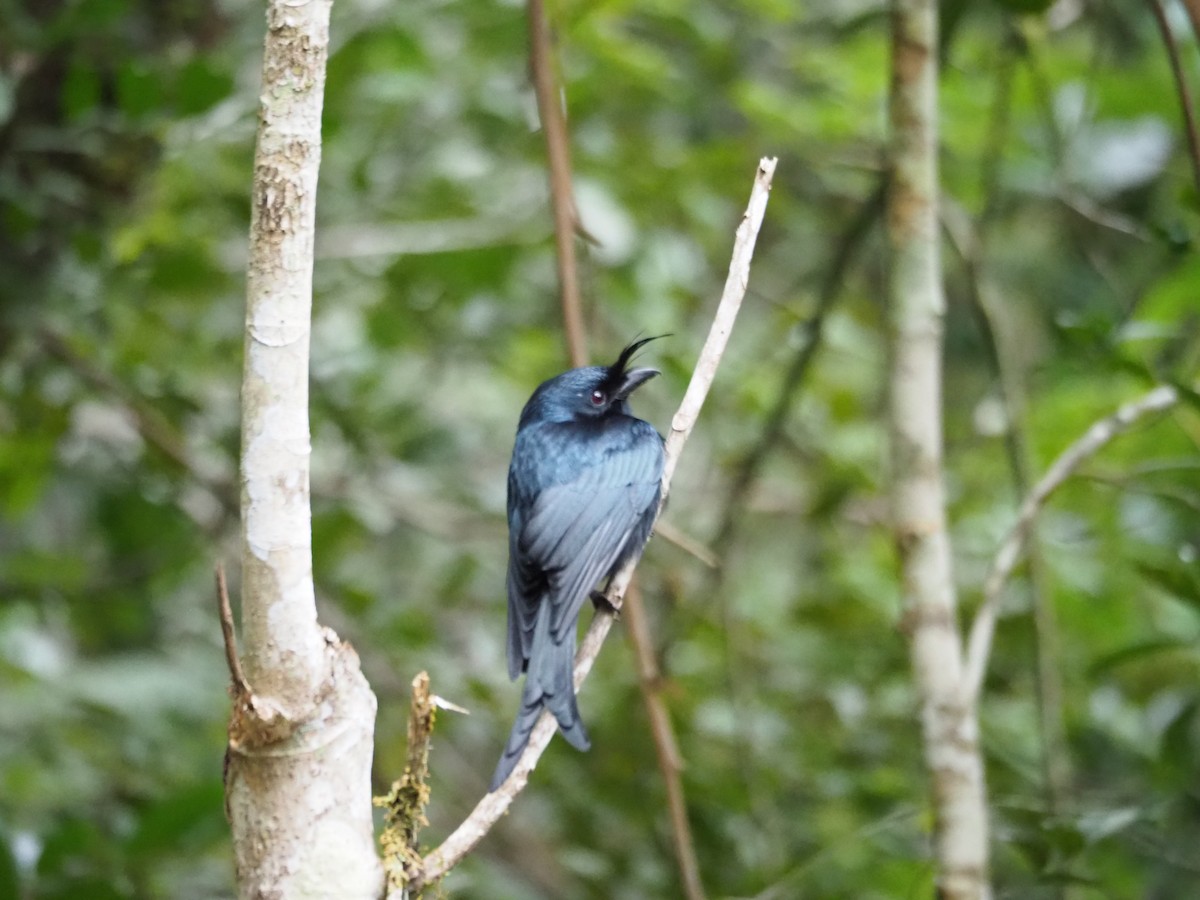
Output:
[521, 336, 665, 425]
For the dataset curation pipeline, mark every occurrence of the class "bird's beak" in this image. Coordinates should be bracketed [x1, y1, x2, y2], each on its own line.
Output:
[613, 366, 660, 400]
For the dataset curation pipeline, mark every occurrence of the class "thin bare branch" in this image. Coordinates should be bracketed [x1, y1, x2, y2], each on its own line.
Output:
[663, 159, 777, 480]
[409, 157, 777, 892]
[962, 384, 1181, 702]
[528, 0, 587, 368]
[215, 562, 250, 697]
[1148, 0, 1200, 197]
[655, 519, 720, 568]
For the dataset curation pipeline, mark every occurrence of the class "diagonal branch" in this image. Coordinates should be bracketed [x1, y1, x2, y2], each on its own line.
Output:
[38, 328, 238, 519]
[408, 157, 777, 894]
[215, 562, 250, 697]
[962, 384, 1181, 702]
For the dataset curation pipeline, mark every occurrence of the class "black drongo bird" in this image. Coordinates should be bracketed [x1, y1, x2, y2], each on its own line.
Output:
[489, 337, 666, 791]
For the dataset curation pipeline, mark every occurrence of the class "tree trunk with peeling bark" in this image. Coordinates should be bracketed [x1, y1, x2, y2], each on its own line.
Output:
[226, 2, 383, 897]
[885, 1, 992, 898]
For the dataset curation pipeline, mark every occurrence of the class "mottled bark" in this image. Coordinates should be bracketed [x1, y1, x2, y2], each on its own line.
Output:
[885, 1, 991, 897]
[227, 2, 383, 897]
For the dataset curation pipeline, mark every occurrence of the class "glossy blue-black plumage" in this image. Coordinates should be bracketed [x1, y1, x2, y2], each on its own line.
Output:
[489, 339, 665, 791]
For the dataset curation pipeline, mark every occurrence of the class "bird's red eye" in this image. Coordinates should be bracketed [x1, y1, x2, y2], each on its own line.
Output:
[590, 389, 605, 406]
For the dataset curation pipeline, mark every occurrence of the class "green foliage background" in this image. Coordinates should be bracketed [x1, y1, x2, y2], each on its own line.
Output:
[2, 0, 1199, 897]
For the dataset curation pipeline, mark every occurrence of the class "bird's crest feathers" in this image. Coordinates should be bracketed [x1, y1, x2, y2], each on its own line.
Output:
[607, 334, 669, 380]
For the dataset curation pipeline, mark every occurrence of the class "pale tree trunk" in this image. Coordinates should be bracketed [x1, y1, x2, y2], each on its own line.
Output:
[885, 1, 991, 898]
[226, 1, 383, 897]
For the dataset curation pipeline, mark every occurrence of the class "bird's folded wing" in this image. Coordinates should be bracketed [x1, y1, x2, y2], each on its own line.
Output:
[505, 546, 541, 679]
[520, 433, 662, 643]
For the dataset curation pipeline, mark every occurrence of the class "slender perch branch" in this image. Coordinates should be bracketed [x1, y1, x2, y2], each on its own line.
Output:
[962, 384, 1180, 702]
[408, 157, 777, 893]
[943, 198, 1073, 813]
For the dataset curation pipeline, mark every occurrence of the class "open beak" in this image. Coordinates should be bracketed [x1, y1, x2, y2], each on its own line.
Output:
[613, 366, 660, 401]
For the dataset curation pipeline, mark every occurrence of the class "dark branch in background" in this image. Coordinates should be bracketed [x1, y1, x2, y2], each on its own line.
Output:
[623, 580, 705, 900]
[977, 30, 1017, 224]
[38, 328, 240, 534]
[526, 3, 703, 896]
[709, 177, 886, 563]
[949, 24, 1071, 812]
[408, 158, 777, 895]
[698, 176, 885, 844]
[38, 328, 239, 518]
[963, 384, 1182, 702]
[942, 199, 1072, 822]
[1148, 0, 1200, 197]
[1182, 0, 1200, 47]
[528, 0, 587, 368]
[39, 329, 192, 474]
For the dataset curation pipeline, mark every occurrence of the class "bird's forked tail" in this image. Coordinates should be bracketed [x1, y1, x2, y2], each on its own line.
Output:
[489, 601, 589, 791]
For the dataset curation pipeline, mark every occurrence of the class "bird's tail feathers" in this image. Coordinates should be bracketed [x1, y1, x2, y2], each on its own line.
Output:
[489, 603, 589, 791]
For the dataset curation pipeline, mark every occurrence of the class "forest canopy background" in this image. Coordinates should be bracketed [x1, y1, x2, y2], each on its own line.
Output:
[2, 0, 1199, 897]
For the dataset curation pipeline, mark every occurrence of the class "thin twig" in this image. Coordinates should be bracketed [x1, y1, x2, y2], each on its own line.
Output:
[655, 519, 719, 568]
[624, 581, 705, 900]
[215, 562, 250, 696]
[409, 157, 777, 892]
[528, 0, 587, 367]
[1148, 0, 1200, 197]
[962, 384, 1181, 702]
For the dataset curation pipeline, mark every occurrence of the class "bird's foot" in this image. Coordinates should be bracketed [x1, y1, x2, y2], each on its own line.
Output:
[590, 590, 619, 617]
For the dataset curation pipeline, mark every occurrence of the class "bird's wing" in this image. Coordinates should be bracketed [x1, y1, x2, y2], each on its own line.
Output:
[505, 523, 542, 679]
[518, 425, 662, 644]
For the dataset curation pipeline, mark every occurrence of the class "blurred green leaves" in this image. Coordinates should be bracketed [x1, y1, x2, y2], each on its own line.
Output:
[1, 0, 1199, 897]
